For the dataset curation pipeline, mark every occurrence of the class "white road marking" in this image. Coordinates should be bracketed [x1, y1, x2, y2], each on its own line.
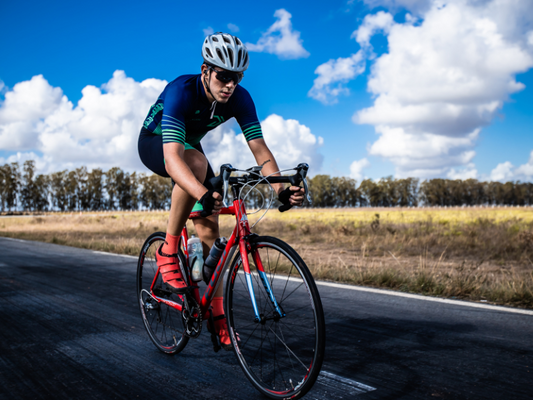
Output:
[91, 251, 137, 259]
[316, 370, 376, 396]
[316, 281, 533, 316]
[246, 271, 533, 316]
[0, 237, 28, 243]
[2, 236, 532, 315]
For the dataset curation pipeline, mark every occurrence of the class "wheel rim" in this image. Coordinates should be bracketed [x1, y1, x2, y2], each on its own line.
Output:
[138, 234, 188, 353]
[227, 241, 323, 397]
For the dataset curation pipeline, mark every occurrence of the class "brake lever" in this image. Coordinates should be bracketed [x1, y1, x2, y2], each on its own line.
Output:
[246, 165, 263, 176]
[220, 164, 235, 207]
[303, 177, 312, 204]
[294, 163, 311, 204]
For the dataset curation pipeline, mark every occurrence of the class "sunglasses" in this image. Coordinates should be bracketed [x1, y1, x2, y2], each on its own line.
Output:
[208, 65, 243, 85]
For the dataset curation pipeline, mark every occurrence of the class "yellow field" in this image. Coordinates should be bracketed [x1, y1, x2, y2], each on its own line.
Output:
[1, 207, 532, 309]
[262, 206, 533, 225]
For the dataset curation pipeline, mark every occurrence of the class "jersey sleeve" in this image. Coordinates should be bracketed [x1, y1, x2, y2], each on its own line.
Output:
[161, 83, 189, 145]
[232, 87, 264, 142]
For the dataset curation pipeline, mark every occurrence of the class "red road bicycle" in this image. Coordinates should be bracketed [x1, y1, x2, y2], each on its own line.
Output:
[136, 163, 326, 399]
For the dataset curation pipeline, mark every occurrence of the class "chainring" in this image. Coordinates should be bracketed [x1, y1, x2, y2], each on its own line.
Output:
[181, 293, 202, 338]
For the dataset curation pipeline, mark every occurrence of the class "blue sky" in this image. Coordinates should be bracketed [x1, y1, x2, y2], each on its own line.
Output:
[1, 0, 532, 182]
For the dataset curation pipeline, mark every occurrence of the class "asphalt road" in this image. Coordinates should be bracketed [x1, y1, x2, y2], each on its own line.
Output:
[0, 237, 532, 400]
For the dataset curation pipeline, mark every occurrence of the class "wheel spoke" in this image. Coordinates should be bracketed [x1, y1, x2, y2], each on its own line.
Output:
[137, 233, 189, 354]
[227, 237, 325, 399]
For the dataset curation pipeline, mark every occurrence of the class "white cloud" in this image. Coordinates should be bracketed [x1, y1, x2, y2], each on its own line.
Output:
[515, 151, 533, 179]
[309, 11, 393, 104]
[352, 11, 394, 49]
[0, 151, 49, 172]
[447, 163, 478, 180]
[352, 0, 533, 177]
[227, 23, 239, 33]
[308, 51, 365, 104]
[202, 114, 323, 173]
[363, 0, 433, 16]
[246, 9, 310, 59]
[482, 150, 533, 182]
[350, 158, 370, 181]
[0, 71, 167, 173]
[0, 74, 323, 177]
[368, 126, 478, 178]
[0, 75, 64, 151]
[490, 161, 514, 181]
[203, 27, 214, 37]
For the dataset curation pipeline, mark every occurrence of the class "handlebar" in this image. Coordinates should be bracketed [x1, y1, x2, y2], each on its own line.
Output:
[207, 163, 311, 211]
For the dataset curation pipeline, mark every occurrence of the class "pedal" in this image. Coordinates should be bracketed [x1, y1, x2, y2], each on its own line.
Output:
[144, 298, 160, 310]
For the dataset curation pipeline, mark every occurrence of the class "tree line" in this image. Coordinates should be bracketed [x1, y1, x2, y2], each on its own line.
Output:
[0, 161, 171, 212]
[1, 161, 533, 212]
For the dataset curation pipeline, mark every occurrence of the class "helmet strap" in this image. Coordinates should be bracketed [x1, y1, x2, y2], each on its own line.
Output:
[203, 68, 214, 98]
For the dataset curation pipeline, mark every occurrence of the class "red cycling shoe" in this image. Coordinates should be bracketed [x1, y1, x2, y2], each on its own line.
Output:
[156, 245, 188, 293]
[212, 314, 233, 351]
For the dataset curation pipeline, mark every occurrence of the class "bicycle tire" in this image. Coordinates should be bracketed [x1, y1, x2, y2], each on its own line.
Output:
[137, 232, 189, 354]
[225, 236, 326, 400]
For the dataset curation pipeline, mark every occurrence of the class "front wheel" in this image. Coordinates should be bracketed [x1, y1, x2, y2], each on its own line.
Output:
[137, 232, 189, 354]
[225, 236, 326, 400]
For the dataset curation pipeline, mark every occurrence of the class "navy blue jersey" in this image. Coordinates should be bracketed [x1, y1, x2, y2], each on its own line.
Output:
[141, 74, 263, 150]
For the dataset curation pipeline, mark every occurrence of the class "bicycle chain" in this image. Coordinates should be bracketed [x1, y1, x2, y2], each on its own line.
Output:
[182, 292, 203, 338]
[143, 289, 202, 339]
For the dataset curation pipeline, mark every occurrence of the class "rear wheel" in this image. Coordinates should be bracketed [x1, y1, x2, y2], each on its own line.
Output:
[137, 232, 189, 354]
[225, 236, 325, 399]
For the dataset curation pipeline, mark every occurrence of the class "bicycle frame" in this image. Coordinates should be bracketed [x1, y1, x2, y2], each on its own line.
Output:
[147, 195, 284, 323]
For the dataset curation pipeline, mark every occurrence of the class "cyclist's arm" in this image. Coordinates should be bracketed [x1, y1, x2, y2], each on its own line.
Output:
[247, 138, 305, 206]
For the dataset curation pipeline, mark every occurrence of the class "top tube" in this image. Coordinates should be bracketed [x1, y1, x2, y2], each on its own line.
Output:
[189, 204, 235, 219]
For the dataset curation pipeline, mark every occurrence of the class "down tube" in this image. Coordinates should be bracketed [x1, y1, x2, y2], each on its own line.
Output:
[250, 245, 285, 318]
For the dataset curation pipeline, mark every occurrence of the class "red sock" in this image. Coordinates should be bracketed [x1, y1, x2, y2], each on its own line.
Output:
[162, 232, 179, 255]
[212, 297, 224, 317]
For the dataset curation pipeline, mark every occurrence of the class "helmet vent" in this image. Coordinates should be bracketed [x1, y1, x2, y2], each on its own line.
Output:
[202, 32, 248, 72]
[216, 49, 225, 63]
[228, 48, 234, 67]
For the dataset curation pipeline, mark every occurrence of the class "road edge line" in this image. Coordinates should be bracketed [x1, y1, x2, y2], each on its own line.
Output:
[316, 280, 533, 316]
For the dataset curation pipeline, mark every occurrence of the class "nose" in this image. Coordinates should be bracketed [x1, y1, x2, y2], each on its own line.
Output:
[225, 80, 236, 89]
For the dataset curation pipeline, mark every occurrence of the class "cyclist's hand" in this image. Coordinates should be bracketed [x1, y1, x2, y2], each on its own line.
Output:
[199, 190, 223, 217]
[278, 186, 305, 212]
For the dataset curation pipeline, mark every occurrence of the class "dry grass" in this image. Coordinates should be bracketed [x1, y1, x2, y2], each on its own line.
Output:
[1, 207, 532, 309]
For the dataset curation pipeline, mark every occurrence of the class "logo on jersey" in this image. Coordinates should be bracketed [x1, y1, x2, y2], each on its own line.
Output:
[207, 115, 225, 128]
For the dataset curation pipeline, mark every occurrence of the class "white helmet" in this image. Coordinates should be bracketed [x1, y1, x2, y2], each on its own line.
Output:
[202, 32, 249, 72]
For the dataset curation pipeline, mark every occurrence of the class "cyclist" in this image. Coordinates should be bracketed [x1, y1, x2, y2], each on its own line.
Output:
[138, 32, 304, 349]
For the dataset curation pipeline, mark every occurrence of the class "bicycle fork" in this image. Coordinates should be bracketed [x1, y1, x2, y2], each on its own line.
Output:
[239, 240, 285, 323]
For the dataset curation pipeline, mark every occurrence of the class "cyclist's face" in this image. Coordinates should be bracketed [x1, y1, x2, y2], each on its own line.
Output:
[202, 65, 236, 104]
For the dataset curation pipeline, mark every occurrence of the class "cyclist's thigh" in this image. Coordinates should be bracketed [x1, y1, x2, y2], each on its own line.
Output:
[183, 147, 209, 182]
[189, 142, 215, 188]
[138, 131, 170, 177]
